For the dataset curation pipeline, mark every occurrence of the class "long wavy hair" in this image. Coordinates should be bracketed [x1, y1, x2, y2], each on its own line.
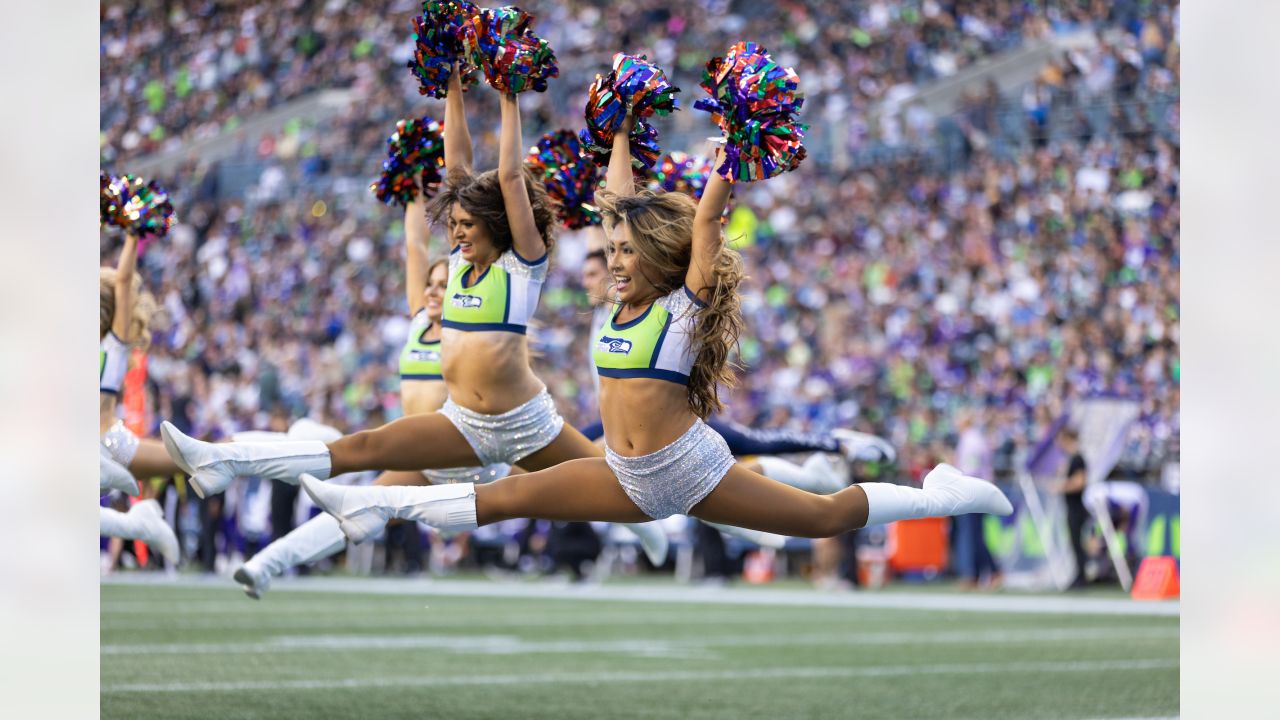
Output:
[596, 189, 744, 418]
[427, 167, 558, 259]
[99, 267, 158, 350]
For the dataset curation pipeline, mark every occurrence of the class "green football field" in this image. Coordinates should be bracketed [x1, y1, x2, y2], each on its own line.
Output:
[101, 577, 1179, 719]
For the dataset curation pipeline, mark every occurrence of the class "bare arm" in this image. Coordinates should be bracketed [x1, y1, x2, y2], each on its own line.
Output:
[496, 93, 546, 260]
[604, 115, 636, 198]
[404, 195, 432, 315]
[444, 64, 473, 174]
[685, 151, 732, 298]
[111, 233, 139, 341]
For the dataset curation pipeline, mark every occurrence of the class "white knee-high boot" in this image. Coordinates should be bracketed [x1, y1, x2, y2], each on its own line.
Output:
[160, 421, 332, 499]
[757, 455, 845, 495]
[100, 445, 139, 495]
[859, 464, 1013, 526]
[620, 522, 669, 566]
[234, 513, 347, 599]
[300, 475, 477, 545]
[100, 500, 179, 564]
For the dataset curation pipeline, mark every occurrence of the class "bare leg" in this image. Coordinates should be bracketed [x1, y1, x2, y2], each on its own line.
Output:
[300, 458, 651, 544]
[327, 413, 481, 475]
[691, 464, 869, 538]
[476, 459, 648, 525]
[129, 438, 184, 478]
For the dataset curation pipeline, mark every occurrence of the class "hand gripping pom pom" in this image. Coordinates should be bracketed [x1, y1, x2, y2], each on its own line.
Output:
[100, 172, 177, 238]
[694, 41, 807, 182]
[475, 6, 558, 94]
[579, 53, 680, 170]
[526, 130, 601, 229]
[407, 0, 482, 98]
[370, 116, 447, 206]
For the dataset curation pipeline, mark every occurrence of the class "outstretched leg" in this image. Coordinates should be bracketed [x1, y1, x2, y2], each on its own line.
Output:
[160, 414, 483, 498]
[300, 459, 650, 544]
[327, 413, 481, 474]
[690, 463, 1012, 538]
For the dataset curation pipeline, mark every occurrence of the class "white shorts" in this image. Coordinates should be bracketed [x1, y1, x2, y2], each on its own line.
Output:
[439, 388, 564, 467]
[606, 419, 734, 520]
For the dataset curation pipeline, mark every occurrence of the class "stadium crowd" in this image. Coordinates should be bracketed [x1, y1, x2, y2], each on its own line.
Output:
[101, 0, 1179, 578]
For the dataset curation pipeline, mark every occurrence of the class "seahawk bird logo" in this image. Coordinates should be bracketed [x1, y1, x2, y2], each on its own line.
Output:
[597, 336, 633, 355]
[451, 293, 483, 309]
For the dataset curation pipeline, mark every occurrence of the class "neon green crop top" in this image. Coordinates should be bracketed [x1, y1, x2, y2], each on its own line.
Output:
[399, 309, 443, 381]
[593, 286, 705, 385]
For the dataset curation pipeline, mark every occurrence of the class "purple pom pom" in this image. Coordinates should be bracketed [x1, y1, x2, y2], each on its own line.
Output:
[370, 116, 446, 206]
[407, 1, 482, 98]
[526, 130, 601, 229]
[100, 172, 176, 238]
[694, 41, 807, 182]
[580, 53, 680, 170]
[474, 6, 558, 94]
[649, 152, 713, 199]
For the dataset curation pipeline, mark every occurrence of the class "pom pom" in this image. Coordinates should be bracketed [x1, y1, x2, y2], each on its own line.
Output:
[407, 0, 481, 98]
[474, 6, 558, 94]
[100, 172, 176, 238]
[526, 130, 601, 229]
[370, 116, 446, 206]
[579, 53, 680, 170]
[649, 152, 713, 199]
[694, 41, 807, 182]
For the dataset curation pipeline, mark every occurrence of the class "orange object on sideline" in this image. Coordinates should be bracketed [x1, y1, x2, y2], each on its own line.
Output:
[742, 549, 776, 584]
[124, 349, 148, 438]
[1131, 556, 1180, 600]
[887, 517, 949, 573]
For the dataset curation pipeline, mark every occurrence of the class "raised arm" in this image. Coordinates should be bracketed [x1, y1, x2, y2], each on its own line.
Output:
[685, 153, 732, 299]
[604, 115, 636, 198]
[444, 64, 473, 174]
[496, 92, 546, 260]
[404, 194, 432, 315]
[112, 232, 139, 341]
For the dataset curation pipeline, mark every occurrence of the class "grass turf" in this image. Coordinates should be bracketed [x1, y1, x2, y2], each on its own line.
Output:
[101, 581, 1178, 719]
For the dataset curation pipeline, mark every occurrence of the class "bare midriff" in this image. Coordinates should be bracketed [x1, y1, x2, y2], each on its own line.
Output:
[441, 328, 544, 414]
[598, 377, 698, 456]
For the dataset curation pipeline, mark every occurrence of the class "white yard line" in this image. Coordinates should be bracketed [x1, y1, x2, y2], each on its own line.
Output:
[101, 575, 1179, 617]
[102, 658, 1178, 694]
[101, 626, 1178, 656]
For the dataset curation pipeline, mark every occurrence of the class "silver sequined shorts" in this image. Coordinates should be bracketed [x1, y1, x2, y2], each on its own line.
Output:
[440, 388, 564, 467]
[606, 419, 735, 520]
[101, 419, 140, 468]
[422, 463, 511, 485]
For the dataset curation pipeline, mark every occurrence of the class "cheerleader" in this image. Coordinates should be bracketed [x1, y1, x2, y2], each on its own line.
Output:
[580, 245, 891, 495]
[99, 232, 178, 564]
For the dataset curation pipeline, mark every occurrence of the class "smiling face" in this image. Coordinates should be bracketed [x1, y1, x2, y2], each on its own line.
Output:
[448, 203, 498, 264]
[606, 221, 661, 306]
[423, 261, 449, 322]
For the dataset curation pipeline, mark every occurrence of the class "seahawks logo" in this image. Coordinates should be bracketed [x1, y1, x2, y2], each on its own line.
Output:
[597, 336, 633, 355]
[451, 293, 483, 309]
[408, 349, 440, 363]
